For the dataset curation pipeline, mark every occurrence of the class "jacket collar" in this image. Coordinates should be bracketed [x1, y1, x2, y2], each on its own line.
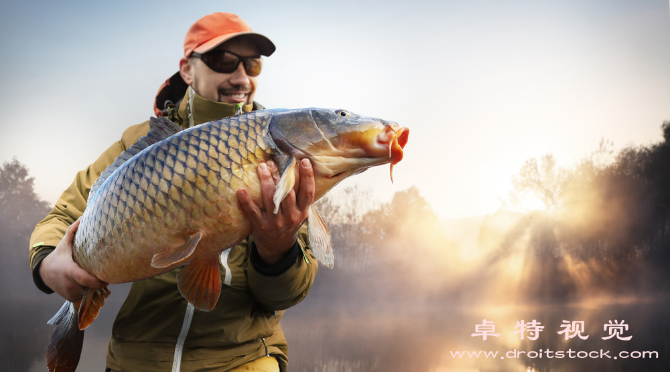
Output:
[172, 87, 255, 129]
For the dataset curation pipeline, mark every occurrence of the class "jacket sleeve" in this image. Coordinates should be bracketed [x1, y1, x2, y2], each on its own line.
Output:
[28, 122, 150, 292]
[247, 224, 318, 311]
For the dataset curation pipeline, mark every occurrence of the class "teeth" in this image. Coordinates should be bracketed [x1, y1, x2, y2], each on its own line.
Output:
[224, 93, 246, 98]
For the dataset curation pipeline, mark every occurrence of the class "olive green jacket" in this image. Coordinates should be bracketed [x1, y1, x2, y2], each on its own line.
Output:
[29, 88, 318, 371]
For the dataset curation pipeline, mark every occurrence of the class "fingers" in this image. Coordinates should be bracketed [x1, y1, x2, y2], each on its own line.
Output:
[266, 160, 280, 185]
[258, 162, 279, 214]
[70, 266, 108, 289]
[281, 188, 297, 217]
[62, 268, 107, 302]
[42, 218, 110, 302]
[236, 161, 281, 227]
[236, 188, 264, 225]
[297, 159, 315, 211]
[245, 160, 313, 263]
[61, 281, 87, 302]
[241, 159, 312, 229]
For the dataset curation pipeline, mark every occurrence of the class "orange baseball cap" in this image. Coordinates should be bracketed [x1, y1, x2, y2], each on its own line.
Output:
[183, 12, 276, 57]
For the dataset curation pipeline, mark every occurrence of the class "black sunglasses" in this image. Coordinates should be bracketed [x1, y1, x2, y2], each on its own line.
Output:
[191, 50, 262, 77]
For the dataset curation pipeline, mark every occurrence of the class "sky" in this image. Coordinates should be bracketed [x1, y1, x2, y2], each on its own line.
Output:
[0, 0, 668, 219]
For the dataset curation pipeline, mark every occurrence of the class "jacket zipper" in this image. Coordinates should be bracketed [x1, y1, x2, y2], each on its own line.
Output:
[261, 338, 270, 357]
[173, 251, 234, 372]
[172, 302, 195, 372]
[220, 248, 233, 286]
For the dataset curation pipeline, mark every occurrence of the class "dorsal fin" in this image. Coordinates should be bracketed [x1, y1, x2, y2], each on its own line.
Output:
[89, 117, 182, 201]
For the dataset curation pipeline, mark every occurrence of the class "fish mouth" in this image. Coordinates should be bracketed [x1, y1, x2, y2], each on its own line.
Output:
[377, 124, 409, 182]
[390, 126, 409, 164]
[312, 123, 409, 182]
[269, 111, 409, 183]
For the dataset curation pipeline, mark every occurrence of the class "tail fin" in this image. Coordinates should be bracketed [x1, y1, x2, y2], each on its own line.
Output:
[46, 301, 84, 372]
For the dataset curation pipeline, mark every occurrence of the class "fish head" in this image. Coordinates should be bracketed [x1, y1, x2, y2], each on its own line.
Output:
[269, 108, 409, 200]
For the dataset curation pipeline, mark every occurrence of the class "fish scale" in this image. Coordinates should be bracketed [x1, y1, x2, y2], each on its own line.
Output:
[74, 111, 274, 283]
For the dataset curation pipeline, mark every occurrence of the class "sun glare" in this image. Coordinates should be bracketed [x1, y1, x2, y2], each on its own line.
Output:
[515, 193, 547, 213]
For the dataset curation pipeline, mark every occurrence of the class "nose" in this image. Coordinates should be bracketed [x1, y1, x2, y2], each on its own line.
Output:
[228, 63, 251, 86]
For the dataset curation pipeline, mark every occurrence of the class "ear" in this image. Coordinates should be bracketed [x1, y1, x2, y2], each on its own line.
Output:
[179, 57, 194, 86]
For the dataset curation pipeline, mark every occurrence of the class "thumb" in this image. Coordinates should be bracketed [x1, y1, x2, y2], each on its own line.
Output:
[60, 219, 81, 256]
[65, 218, 81, 242]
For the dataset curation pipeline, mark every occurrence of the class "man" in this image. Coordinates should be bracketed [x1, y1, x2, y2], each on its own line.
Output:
[29, 13, 318, 372]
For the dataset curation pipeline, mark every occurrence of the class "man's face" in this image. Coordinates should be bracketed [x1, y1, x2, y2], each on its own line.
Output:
[181, 37, 260, 105]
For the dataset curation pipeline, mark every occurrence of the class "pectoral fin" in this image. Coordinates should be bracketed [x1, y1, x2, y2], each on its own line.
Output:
[151, 232, 203, 268]
[273, 157, 297, 214]
[177, 255, 221, 311]
[308, 204, 334, 268]
[78, 287, 111, 330]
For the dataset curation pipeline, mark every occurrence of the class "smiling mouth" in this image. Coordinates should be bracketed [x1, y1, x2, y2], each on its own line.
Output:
[222, 93, 247, 99]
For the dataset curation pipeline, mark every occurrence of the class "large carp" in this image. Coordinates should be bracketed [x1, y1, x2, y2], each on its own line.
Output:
[46, 108, 409, 371]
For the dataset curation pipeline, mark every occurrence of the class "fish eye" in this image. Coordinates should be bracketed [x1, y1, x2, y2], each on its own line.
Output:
[337, 110, 349, 117]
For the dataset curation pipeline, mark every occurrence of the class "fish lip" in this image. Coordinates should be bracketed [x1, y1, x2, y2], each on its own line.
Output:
[387, 127, 409, 164]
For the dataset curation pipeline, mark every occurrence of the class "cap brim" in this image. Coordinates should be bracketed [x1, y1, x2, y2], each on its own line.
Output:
[192, 31, 276, 56]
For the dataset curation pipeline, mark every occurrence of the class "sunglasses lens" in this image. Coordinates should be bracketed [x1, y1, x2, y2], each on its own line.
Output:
[243, 58, 262, 77]
[200, 52, 261, 76]
[200, 52, 237, 73]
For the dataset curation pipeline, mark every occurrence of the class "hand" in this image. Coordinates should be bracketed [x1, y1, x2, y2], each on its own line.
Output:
[237, 159, 315, 265]
[39, 219, 108, 302]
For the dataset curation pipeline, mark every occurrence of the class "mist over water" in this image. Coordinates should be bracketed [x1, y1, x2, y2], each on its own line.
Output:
[282, 297, 670, 372]
[279, 122, 670, 371]
[4, 121, 670, 371]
